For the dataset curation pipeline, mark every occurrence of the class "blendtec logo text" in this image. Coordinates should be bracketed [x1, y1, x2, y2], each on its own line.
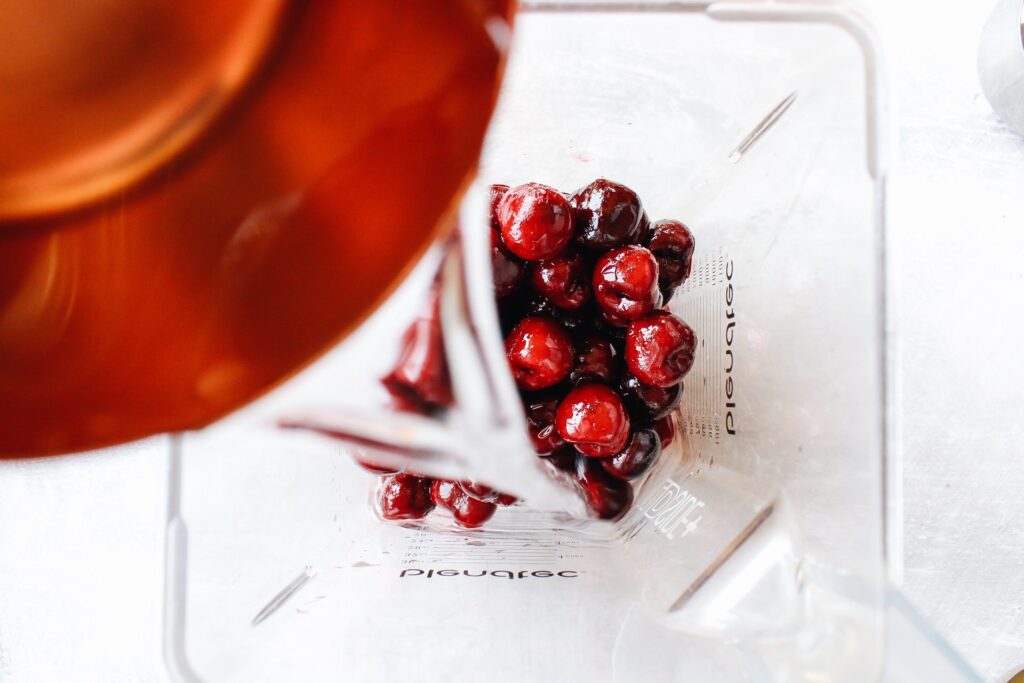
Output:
[399, 568, 579, 579]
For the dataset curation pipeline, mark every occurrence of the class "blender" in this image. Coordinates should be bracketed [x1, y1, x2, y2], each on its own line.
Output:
[0, 1, 986, 681]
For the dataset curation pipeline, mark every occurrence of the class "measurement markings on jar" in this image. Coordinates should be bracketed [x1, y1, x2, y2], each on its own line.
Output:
[677, 250, 728, 445]
[400, 532, 582, 567]
[637, 479, 706, 541]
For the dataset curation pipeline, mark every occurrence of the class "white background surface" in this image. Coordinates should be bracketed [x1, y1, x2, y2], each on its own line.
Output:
[1, 1, 1022, 681]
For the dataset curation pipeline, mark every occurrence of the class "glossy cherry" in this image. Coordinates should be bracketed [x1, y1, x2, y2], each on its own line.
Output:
[530, 253, 590, 310]
[381, 292, 453, 409]
[525, 395, 565, 454]
[645, 219, 695, 292]
[652, 415, 677, 449]
[601, 428, 660, 481]
[491, 228, 526, 298]
[570, 179, 644, 250]
[505, 316, 574, 391]
[593, 246, 662, 324]
[619, 372, 682, 421]
[575, 457, 635, 520]
[555, 383, 630, 457]
[488, 183, 509, 230]
[379, 473, 435, 521]
[498, 183, 574, 261]
[625, 311, 696, 387]
[431, 479, 497, 528]
[570, 334, 616, 385]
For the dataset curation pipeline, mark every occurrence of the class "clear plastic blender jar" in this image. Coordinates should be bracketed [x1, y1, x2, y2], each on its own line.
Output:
[158, 2, 982, 681]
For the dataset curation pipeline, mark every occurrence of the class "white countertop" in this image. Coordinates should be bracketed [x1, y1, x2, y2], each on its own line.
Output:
[882, 0, 1024, 679]
[1, 1, 1022, 681]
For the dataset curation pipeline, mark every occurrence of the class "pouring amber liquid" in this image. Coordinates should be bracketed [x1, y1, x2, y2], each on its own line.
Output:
[0, 0, 511, 456]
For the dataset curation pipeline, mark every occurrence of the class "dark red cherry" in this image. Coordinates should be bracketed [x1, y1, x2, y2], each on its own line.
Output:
[625, 312, 696, 387]
[574, 457, 635, 520]
[569, 179, 644, 250]
[498, 183, 574, 261]
[381, 291, 453, 409]
[645, 219, 695, 291]
[526, 295, 588, 332]
[555, 383, 630, 457]
[652, 415, 677, 449]
[570, 334, 616, 385]
[380, 473, 435, 521]
[494, 493, 519, 506]
[530, 253, 590, 310]
[431, 480, 497, 528]
[488, 183, 509, 230]
[525, 396, 565, 454]
[593, 246, 662, 324]
[619, 373, 682, 421]
[541, 444, 580, 473]
[491, 228, 526, 298]
[505, 316, 574, 391]
[601, 428, 660, 481]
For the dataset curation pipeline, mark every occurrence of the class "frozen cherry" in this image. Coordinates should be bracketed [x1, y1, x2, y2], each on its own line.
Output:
[645, 219, 695, 292]
[382, 292, 453, 409]
[541, 444, 580, 473]
[491, 229, 526, 298]
[530, 253, 590, 310]
[505, 316, 574, 391]
[570, 334, 616, 385]
[593, 246, 662, 324]
[652, 415, 677, 449]
[489, 183, 509, 230]
[431, 479, 497, 528]
[494, 493, 519, 506]
[601, 428, 660, 481]
[570, 179, 644, 250]
[625, 311, 696, 387]
[575, 457, 635, 520]
[525, 396, 565, 454]
[380, 473, 435, 520]
[619, 372, 682, 421]
[555, 383, 630, 457]
[498, 183, 574, 261]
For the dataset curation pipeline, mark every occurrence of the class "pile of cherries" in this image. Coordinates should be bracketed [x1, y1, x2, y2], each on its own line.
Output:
[368, 179, 696, 528]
